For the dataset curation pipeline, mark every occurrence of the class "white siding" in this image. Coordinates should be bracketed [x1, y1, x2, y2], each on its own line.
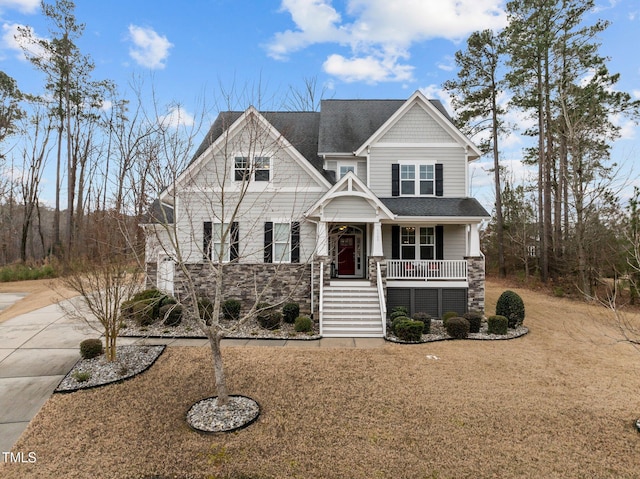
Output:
[380, 104, 454, 143]
[323, 196, 377, 221]
[369, 146, 466, 197]
[443, 225, 466, 259]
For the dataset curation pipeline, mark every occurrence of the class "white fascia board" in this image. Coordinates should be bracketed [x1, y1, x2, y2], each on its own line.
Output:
[388, 216, 488, 224]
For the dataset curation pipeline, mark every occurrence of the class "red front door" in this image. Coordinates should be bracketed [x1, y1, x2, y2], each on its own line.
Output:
[338, 235, 355, 275]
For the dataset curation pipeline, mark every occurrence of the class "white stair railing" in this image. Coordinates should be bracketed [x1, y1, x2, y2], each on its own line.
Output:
[376, 261, 387, 336]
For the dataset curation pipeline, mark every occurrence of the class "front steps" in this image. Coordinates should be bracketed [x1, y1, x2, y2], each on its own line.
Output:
[321, 281, 384, 337]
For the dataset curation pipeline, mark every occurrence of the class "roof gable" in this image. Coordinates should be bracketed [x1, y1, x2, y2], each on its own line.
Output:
[354, 91, 482, 159]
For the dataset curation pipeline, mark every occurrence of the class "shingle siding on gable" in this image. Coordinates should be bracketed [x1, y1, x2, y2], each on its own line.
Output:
[322, 196, 377, 220]
[380, 104, 453, 143]
[368, 146, 466, 197]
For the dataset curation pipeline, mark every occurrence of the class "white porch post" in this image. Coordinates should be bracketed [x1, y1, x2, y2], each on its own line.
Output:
[317, 220, 328, 256]
[469, 223, 481, 256]
[372, 221, 384, 257]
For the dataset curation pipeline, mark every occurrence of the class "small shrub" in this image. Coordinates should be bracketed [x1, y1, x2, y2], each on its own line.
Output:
[282, 302, 300, 324]
[160, 295, 177, 307]
[80, 338, 103, 359]
[442, 311, 459, 324]
[394, 319, 424, 342]
[160, 303, 183, 326]
[445, 317, 470, 339]
[120, 300, 136, 321]
[412, 312, 431, 334]
[222, 299, 242, 320]
[496, 290, 525, 328]
[198, 297, 214, 324]
[391, 305, 409, 315]
[390, 310, 408, 320]
[463, 312, 482, 333]
[72, 371, 91, 382]
[294, 315, 313, 332]
[132, 288, 164, 302]
[259, 311, 281, 330]
[133, 300, 156, 326]
[391, 315, 410, 335]
[487, 315, 508, 335]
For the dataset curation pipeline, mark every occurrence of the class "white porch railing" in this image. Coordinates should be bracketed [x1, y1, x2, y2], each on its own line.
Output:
[386, 260, 467, 281]
[319, 261, 324, 335]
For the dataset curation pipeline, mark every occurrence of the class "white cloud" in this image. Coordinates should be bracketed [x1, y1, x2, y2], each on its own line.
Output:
[158, 105, 194, 128]
[127, 25, 173, 69]
[267, 0, 507, 84]
[323, 53, 413, 83]
[632, 90, 640, 99]
[0, 0, 39, 14]
[1, 22, 48, 61]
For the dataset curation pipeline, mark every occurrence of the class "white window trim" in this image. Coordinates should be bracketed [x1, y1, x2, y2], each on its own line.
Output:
[399, 162, 436, 197]
[271, 221, 291, 263]
[400, 226, 436, 260]
[233, 154, 273, 183]
[212, 222, 231, 263]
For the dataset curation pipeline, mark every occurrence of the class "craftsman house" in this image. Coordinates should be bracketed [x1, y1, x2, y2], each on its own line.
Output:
[143, 90, 490, 337]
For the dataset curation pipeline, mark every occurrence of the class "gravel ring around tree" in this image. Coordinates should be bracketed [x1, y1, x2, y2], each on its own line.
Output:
[187, 395, 260, 433]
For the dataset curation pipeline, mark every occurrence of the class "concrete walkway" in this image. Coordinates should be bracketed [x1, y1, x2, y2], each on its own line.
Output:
[0, 293, 385, 453]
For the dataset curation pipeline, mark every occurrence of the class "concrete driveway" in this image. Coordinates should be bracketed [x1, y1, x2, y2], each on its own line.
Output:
[0, 296, 97, 453]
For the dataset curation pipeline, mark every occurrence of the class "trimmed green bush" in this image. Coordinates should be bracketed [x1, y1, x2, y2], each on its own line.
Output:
[120, 300, 136, 321]
[259, 311, 281, 330]
[487, 315, 508, 335]
[445, 316, 470, 339]
[391, 315, 410, 335]
[222, 299, 241, 320]
[496, 290, 525, 328]
[133, 300, 156, 326]
[394, 319, 424, 342]
[391, 305, 409, 316]
[80, 338, 103, 359]
[198, 297, 214, 324]
[294, 315, 313, 332]
[160, 295, 177, 307]
[463, 312, 483, 333]
[412, 312, 431, 334]
[442, 311, 459, 324]
[282, 302, 300, 324]
[132, 288, 164, 302]
[390, 310, 408, 320]
[160, 303, 183, 326]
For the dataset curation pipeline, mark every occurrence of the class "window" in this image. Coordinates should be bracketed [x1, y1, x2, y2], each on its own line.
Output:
[212, 223, 230, 262]
[234, 156, 271, 182]
[254, 156, 270, 181]
[419, 227, 435, 259]
[419, 165, 434, 195]
[234, 157, 249, 181]
[401, 227, 416, 259]
[400, 226, 435, 260]
[273, 223, 290, 262]
[400, 165, 415, 195]
[339, 165, 355, 179]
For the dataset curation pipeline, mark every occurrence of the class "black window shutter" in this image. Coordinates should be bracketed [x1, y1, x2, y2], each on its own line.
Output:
[435, 225, 444, 260]
[230, 222, 239, 261]
[435, 163, 443, 197]
[264, 222, 273, 263]
[391, 164, 400, 196]
[203, 222, 212, 260]
[291, 221, 300, 263]
[391, 225, 400, 259]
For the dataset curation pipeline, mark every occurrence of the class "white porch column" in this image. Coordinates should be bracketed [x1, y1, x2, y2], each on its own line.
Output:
[317, 220, 328, 256]
[469, 223, 481, 256]
[372, 221, 384, 256]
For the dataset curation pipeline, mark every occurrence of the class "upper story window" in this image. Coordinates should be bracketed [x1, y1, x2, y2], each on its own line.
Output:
[392, 162, 442, 197]
[234, 156, 271, 182]
[400, 164, 434, 196]
[339, 165, 355, 179]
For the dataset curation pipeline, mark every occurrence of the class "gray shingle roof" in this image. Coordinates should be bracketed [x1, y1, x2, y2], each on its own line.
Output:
[317, 99, 452, 154]
[380, 197, 490, 218]
[191, 111, 324, 173]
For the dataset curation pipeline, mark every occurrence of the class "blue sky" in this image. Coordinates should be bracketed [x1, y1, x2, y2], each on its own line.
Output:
[1, 0, 639, 208]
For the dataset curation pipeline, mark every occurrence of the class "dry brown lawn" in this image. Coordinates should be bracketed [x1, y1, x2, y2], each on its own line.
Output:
[3, 280, 640, 478]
